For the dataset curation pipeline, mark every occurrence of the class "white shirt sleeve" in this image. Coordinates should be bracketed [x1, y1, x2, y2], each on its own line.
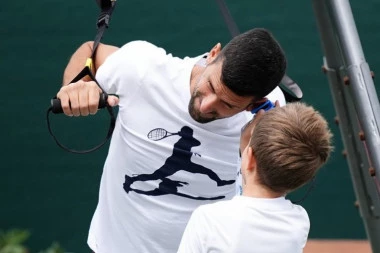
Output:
[95, 40, 167, 100]
[177, 208, 206, 253]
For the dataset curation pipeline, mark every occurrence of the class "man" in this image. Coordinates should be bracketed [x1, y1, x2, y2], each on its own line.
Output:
[178, 102, 333, 253]
[57, 28, 287, 252]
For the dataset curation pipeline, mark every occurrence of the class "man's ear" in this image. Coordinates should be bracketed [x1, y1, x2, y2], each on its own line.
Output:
[207, 43, 222, 64]
[245, 98, 268, 112]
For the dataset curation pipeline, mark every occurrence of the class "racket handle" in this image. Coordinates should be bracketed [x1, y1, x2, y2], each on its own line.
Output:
[51, 93, 108, 114]
[250, 100, 274, 114]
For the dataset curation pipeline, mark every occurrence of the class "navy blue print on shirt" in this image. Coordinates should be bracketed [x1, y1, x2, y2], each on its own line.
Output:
[123, 126, 235, 200]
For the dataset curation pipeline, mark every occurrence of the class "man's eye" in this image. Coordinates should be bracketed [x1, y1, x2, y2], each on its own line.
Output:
[223, 101, 235, 109]
[208, 81, 215, 92]
[225, 103, 233, 109]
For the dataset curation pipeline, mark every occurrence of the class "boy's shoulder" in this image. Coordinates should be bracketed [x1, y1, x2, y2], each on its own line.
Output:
[195, 197, 242, 219]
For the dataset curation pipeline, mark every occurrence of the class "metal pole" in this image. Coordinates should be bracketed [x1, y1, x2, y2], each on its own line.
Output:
[312, 0, 380, 251]
[328, 0, 380, 180]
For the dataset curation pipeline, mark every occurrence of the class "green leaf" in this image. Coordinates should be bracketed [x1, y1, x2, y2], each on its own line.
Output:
[38, 242, 65, 253]
[0, 244, 28, 253]
[1, 229, 30, 246]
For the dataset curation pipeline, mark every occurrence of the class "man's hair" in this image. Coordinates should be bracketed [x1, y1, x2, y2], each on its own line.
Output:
[216, 28, 287, 99]
[249, 102, 333, 193]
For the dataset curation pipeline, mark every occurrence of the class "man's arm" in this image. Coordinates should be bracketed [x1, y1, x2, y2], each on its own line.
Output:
[62, 41, 119, 84]
[58, 41, 119, 116]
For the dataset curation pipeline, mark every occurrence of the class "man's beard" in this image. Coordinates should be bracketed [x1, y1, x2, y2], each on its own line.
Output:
[188, 92, 218, 124]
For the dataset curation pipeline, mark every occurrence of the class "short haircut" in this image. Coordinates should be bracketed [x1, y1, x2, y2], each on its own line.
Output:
[216, 28, 287, 99]
[249, 102, 333, 193]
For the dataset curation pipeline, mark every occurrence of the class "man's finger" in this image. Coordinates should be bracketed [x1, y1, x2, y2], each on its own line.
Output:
[57, 90, 73, 116]
[107, 95, 119, 107]
[88, 88, 100, 115]
[79, 87, 90, 116]
[68, 90, 80, 117]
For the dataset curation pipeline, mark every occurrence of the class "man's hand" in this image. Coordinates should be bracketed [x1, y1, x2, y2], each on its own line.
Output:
[57, 42, 120, 116]
[57, 80, 119, 116]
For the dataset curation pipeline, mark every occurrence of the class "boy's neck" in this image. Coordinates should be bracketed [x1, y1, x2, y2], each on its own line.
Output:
[242, 183, 284, 199]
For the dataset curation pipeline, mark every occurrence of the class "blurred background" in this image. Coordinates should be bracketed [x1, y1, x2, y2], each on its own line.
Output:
[1, 0, 379, 252]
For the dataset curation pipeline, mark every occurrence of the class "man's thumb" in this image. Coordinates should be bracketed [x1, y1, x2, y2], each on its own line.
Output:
[107, 95, 119, 107]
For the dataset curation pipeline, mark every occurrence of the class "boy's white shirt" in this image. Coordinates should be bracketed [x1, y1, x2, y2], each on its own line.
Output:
[177, 195, 310, 253]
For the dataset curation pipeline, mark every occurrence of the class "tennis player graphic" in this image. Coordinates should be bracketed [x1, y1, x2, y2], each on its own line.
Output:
[123, 126, 235, 200]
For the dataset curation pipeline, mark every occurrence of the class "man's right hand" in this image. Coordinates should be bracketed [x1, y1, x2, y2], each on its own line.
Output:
[57, 80, 119, 116]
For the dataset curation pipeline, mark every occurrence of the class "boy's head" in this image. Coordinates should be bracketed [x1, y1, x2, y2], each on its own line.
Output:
[240, 102, 333, 195]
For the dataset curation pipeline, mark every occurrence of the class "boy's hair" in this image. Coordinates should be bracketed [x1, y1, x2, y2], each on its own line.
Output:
[249, 102, 333, 193]
[215, 28, 287, 99]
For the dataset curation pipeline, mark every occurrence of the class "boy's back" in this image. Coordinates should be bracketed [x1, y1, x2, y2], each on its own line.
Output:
[178, 196, 309, 253]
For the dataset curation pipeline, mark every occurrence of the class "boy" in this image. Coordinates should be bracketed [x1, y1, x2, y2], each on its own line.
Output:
[177, 102, 333, 253]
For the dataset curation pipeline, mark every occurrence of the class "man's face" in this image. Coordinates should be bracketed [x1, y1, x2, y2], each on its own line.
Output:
[188, 60, 255, 123]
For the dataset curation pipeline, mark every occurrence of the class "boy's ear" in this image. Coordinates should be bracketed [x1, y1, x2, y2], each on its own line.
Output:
[245, 147, 257, 173]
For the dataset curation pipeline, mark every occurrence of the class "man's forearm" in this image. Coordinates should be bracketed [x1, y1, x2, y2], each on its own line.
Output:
[62, 41, 94, 85]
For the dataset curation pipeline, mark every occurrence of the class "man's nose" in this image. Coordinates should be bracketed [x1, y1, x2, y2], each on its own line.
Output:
[199, 94, 218, 114]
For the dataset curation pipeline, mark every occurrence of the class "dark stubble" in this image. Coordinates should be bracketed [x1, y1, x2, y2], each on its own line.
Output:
[188, 90, 218, 124]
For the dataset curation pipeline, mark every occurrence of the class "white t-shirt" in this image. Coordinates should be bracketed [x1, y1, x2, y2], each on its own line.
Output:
[177, 196, 310, 253]
[89, 41, 286, 253]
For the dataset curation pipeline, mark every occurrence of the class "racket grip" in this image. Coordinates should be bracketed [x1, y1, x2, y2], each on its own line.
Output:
[51, 93, 108, 114]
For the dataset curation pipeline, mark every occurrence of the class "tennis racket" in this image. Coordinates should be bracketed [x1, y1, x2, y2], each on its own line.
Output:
[147, 128, 179, 141]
